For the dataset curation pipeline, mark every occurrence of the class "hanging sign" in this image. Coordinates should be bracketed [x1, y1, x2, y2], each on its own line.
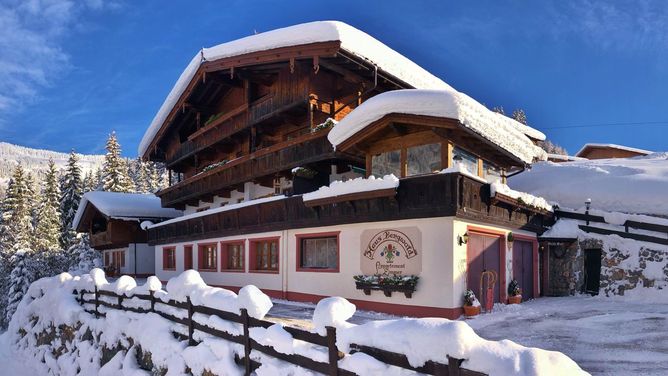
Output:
[360, 227, 422, 275]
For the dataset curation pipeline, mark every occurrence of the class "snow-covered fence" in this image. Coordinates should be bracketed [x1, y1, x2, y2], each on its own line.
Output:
[74, 284, 485, 376]
[555, 210, 668, 246]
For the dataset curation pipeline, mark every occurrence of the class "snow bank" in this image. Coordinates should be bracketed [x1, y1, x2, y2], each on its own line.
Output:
[312, 297, 356, 335]
[7, 270, 275, 375]
[510, 153, 668, 216]
[139, 20, 456, 156]
[440, 163, 487, 183]
[302, 174, 399, 202]
[72, 191, 182, 230]
[490, 181, 554, 212]
[328, 89, 547, 164]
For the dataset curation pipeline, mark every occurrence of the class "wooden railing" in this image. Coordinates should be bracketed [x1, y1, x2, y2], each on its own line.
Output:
[157, 131, 338, 208]
[166, 92, 310, 167]
[554, 210, 668, 245]
[150, 173, 548, 245]
[74, 286, 485, 376]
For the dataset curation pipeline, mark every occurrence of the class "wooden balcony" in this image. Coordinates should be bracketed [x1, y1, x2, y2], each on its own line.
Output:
[157, 131, 347, 208]
[149, 173, 550, 245]
[166, 91, 309, 167]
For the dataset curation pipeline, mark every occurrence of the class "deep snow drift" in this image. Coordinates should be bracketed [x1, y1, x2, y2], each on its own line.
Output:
[509, 153, 668, 216]
[6, 270, 586, 375]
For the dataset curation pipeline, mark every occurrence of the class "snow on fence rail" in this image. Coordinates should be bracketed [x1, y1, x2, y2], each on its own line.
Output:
[73, 285, 485, 376]
[554, 210, 668, 246]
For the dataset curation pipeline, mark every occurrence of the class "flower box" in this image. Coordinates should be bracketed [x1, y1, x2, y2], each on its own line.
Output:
[353, 275, 419, 299]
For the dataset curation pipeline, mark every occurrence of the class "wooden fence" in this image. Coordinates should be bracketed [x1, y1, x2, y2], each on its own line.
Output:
[74, 287, 486, 376]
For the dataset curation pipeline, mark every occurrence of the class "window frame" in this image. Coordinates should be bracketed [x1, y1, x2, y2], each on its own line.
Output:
[220, 240, 246, 272]
[162, 247, 176, 271]
[295, 232, 340, 273]
[197, 242, 218, 272]
[184, 244, 193, 270]
[249, 237, 281, 274]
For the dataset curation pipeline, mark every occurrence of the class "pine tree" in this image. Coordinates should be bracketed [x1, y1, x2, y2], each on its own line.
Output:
[60, 151, 83, 248]
[5, 249, 34, 324]
[67, 235, 102, 274]
[1, 166, 35, 251]
[94, 168, 104, 190]
[102, 132, 133, 192]
[35, 160, 61, 251]
[492, 106, 505, 115]
[511, 109, 528, 125]
[133, 158, 150, 193]
[82, 170, 94, 193]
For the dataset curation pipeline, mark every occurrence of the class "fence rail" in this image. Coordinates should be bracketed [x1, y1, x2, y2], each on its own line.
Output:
[74, 286, 485, 376]
[554, 210, 668, 246]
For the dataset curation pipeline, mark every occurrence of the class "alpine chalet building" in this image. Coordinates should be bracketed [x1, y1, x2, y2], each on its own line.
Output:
[139, 21, 550, 318]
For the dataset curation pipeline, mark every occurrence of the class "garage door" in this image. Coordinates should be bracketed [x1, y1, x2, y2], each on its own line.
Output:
[513, 240, 534, 300]
[467, 233, 501, 303]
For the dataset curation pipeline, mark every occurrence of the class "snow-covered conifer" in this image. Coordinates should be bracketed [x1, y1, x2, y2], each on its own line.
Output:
[59, 151, 83, 248]
[5, 250, 34, 324]
[102, 132, 133, 192]
[35, 160, 62, 251]
[1, 166, 35, 251]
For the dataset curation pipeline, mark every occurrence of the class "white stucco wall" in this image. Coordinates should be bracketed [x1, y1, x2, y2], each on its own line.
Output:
[106, 243, 156, 275]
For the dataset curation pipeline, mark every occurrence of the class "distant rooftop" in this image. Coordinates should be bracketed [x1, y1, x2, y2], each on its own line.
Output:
[575, 143, 653, 159]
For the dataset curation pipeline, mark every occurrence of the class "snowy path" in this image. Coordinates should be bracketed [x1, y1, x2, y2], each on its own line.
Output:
[466, 296, 668, 376]
[270, 296, 668, 375]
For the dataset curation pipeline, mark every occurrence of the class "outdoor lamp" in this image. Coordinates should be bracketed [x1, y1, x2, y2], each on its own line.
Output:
[585, 198, 592, 211]
[458, 232, 469, 246]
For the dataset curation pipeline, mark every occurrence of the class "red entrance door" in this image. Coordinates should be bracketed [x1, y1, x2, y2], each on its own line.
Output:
[513, 240, 534, 300]
[467, 233, 501, 303]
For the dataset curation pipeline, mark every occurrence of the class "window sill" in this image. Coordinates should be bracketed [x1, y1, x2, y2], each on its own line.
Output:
[296, 268, 339, 273]
[220, 268, 246, 273]
[248, 269, 279, 274]
[197, 268, 218, 272]
[162, 268, 176, 271]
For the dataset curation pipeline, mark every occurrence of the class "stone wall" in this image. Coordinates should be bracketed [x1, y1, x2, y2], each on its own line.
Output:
[547, 236, 668, 297]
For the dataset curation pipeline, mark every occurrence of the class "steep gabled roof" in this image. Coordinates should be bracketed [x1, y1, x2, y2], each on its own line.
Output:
[73, 191, 182, 231]
[327, 89, 547, 165]
[138, 20, 456, 156]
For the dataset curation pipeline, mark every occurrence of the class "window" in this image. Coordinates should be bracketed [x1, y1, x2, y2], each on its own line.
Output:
[407, 143, 441, 176]
[483, 161, 502, 183]
[297, 233, 339, 272]
[371, 149, 401, 177]
[163, 247, 176, 270]
[221, 242, 245, 271]
[198, 243, 217, 271]
[184, 245, 193, 270]
[196, 206, 210, 213]
[251, 238, 279, 272]
[452, 146, 479, 176]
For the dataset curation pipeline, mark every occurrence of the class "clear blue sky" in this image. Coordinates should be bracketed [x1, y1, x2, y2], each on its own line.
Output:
[2, 0, 667, 156]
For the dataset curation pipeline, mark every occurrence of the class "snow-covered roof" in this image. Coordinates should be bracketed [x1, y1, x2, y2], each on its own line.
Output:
[138, 21, 456, 156]
[327, 89, 547, 164]
[73, 191, 182, 230]
[575, 143, 653, 158]
[509, 152, 668, 216]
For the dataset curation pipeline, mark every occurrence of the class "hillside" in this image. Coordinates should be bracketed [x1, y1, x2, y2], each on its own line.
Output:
[0, 142, 105, 195]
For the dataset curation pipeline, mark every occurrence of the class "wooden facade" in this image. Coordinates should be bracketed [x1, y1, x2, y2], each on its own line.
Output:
[145, 42, 417, 209]
[148, 173, 547, 245]
[76, 206, 148, 251]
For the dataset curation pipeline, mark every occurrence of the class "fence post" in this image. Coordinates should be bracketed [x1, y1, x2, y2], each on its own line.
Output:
[187, 297, 195, 346]
[118, 294, 123, 309]
[447, 356, 462, 376]
[241, 308, 251, 376]
[150, 290, 155, 312]
[326, 326, 339, 376]
[94, 286, 99, 318]
[79, 289, 84, 304]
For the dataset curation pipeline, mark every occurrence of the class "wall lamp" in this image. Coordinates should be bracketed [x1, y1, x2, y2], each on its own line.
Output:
[458, 232, 469, 246]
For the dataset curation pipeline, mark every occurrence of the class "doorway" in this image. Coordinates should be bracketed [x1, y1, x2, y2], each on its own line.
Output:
[467, 232, 502, 303]
[584, 249, 602, 295]
[513, 240, 534, 300]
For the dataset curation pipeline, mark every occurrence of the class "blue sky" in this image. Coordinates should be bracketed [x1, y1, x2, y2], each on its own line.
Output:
[1, 0, 668, 156]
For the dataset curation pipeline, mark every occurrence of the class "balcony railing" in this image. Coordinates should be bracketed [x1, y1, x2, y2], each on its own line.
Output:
[149, 173, 549, 245]
[157, 131, 337, 208]
[166, 90, 310, 167]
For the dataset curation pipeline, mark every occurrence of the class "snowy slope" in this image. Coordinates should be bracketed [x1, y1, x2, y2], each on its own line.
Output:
[509, 152, 668, 215]
[0, 142, 105, 194]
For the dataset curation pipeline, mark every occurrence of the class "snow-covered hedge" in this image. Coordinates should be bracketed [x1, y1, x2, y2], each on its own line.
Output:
[7, 270, 586, 375]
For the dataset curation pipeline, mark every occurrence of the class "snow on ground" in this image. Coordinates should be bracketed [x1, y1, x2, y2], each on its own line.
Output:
[0, 331, 37, 376]
[466, 295, 668, 376]
[509, 152, 668, 216]
[328, 89, 546, 164]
